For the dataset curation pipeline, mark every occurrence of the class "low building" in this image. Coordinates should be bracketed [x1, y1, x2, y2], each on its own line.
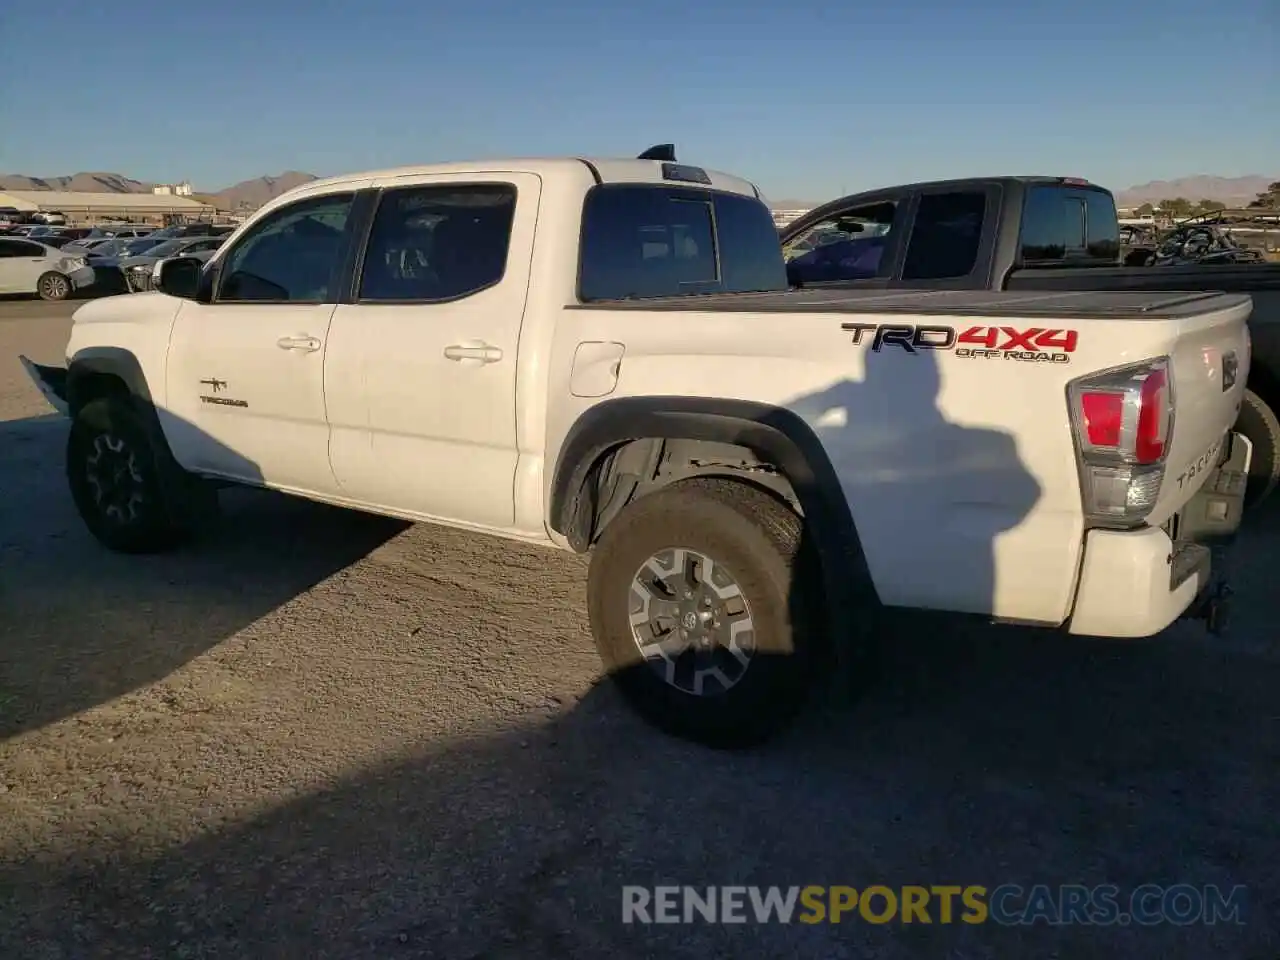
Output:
[0, 189, 213, 223]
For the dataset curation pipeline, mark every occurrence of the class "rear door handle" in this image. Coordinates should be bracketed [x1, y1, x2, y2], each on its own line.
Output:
[276, 334, 322, 352]
[444, 342, 503, 364]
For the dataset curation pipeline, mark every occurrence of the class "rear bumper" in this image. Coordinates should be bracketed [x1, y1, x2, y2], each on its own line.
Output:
[67, 265, 96, 290]
[1067, 430, 1251, 638]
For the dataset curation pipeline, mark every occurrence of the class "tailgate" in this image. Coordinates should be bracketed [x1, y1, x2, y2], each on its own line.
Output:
[1149, 293, 1251, 523]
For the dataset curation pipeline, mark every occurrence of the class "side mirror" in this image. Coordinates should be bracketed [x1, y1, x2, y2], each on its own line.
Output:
[155, 256, 204, 299]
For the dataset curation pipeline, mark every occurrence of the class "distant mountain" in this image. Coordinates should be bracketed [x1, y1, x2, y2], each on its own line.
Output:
[1116, 175, 1277, 207]
[0, 172, 152, 193]
[212, 172, 320, 211]
[0, 170, 322, 211]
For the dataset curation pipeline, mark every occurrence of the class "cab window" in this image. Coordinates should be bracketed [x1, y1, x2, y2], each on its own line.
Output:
[783, 201, 897, 283]
[216, 193, 355, 303]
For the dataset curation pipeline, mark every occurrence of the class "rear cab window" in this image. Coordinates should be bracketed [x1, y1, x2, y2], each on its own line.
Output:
[578, 185, 788, 301]
[1019, 184, 1120, 265]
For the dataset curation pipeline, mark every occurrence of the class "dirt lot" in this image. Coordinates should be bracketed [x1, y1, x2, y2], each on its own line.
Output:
[1, 298, 1277, 959]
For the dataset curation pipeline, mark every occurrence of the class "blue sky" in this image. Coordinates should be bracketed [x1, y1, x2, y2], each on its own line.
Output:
[1, 0, 1275, 199]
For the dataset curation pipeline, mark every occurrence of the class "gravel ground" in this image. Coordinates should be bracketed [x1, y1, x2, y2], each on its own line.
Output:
[1, 298, 1277, 959]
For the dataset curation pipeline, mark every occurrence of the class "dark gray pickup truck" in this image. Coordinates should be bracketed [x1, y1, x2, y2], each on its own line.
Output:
[779, 177, 1280, 507]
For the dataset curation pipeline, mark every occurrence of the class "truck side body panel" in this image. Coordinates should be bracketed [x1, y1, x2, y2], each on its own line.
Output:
[543, 289, 1250, 626]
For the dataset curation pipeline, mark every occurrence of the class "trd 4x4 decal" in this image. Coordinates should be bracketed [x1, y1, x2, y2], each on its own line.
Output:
[840, 322, 1078, 364]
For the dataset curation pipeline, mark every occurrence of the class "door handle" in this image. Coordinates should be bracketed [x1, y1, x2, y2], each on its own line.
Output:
[277, 334, 322, 352]
[443, 342, 503, 364]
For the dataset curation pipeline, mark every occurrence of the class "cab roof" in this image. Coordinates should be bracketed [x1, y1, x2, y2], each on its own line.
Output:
[281, 154, 761, 205]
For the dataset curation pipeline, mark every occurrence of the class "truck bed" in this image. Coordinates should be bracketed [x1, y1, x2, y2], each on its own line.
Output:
[576, 287, 1252, 320]
[1007, 262, 1280, 295]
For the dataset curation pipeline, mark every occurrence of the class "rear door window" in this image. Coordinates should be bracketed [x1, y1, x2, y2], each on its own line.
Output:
[358, 183, 517, 302]
[579, 186, 786, 301]
[901, 190, 987, 280]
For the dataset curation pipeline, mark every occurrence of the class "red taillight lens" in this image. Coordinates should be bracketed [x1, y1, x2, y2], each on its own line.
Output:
[1068, 358, 1173, 526]
[1135, 367, 1169, 463]
[1080, 392, 1123, 447]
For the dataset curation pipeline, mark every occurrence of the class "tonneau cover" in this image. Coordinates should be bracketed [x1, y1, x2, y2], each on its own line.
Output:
[582, 287, 1252, 319]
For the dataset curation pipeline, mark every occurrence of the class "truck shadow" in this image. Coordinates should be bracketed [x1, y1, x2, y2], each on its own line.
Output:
[781, 337, 1042, 686]
[0, 412, 407, 741]
[5, 629, 1275, 959]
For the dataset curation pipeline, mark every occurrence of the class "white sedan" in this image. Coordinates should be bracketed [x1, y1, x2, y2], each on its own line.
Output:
[0, 237, 96, 300]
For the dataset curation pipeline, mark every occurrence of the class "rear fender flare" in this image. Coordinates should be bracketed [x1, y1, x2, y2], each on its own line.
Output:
[549, 396, 879, 629]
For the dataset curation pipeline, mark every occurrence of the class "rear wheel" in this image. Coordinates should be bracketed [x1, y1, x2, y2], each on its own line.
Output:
[37, 271, 70, 301]
[1237, 387, 1280, 511]
[586, 478, 823, 749]
[66, 396, 214, 553]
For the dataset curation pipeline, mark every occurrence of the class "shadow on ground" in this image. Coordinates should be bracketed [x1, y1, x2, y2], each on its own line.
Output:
[3, 606, 1276, 959]
[0, 414, 408, 740]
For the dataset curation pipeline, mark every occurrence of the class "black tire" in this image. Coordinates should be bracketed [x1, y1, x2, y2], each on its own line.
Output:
[1237, 387, 1280, 511]
[37, 271, 71, 301]
[586, 478, 823, 749]
[66, 396, 210, 553]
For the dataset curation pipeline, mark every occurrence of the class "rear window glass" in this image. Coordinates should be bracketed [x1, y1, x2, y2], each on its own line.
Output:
[1020, 185, 1120, 263]
[1084, 190, 1120, 260]
[579, 186, 787, 301]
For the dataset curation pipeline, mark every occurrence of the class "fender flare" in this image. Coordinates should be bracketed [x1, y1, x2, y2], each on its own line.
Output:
[66, 346, 152, 413]
[549, 395, 878, 617]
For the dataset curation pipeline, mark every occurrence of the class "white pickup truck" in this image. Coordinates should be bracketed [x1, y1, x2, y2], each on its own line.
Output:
[21, 146, 1254, 747]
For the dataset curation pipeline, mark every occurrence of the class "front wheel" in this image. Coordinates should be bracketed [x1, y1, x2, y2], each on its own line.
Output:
[37, 271, 71, 301]
[586, 478, 823, 749]
[66, 396, 205, 553]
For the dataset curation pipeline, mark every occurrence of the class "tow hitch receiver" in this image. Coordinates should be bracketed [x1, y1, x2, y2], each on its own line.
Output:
[1183, 576, 1232, 636]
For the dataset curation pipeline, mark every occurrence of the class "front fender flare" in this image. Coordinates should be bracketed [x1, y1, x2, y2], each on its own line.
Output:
[66, 346, 153, 413]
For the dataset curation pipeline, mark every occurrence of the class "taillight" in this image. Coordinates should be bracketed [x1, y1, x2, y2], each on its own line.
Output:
[1068, 358, 1173, 526]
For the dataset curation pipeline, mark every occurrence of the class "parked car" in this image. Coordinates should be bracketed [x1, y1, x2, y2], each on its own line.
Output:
[0, 236, 95, 300]
[85, 236, 164, 265]
[36, 235, 78, 249]
[779, 176, 1280, 509]
[19, 147, 1254, 747]
[78, 225, 155, 243]
[145, 222, 235, 241]
[116, 235, 228, 291]
[62, 237, 118, 256]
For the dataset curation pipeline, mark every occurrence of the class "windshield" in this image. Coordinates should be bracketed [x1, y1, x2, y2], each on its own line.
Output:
[120, 236, 162, 255]
[93, 239, 131, 257]
[143, 239, 187, 258]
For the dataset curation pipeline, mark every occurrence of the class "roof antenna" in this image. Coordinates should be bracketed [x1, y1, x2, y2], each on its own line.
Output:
[637, 144, 676, 162]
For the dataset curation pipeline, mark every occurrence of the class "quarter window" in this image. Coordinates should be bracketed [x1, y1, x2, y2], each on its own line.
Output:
[216, 193, 355, 303]
[358, 184, 516, 302]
